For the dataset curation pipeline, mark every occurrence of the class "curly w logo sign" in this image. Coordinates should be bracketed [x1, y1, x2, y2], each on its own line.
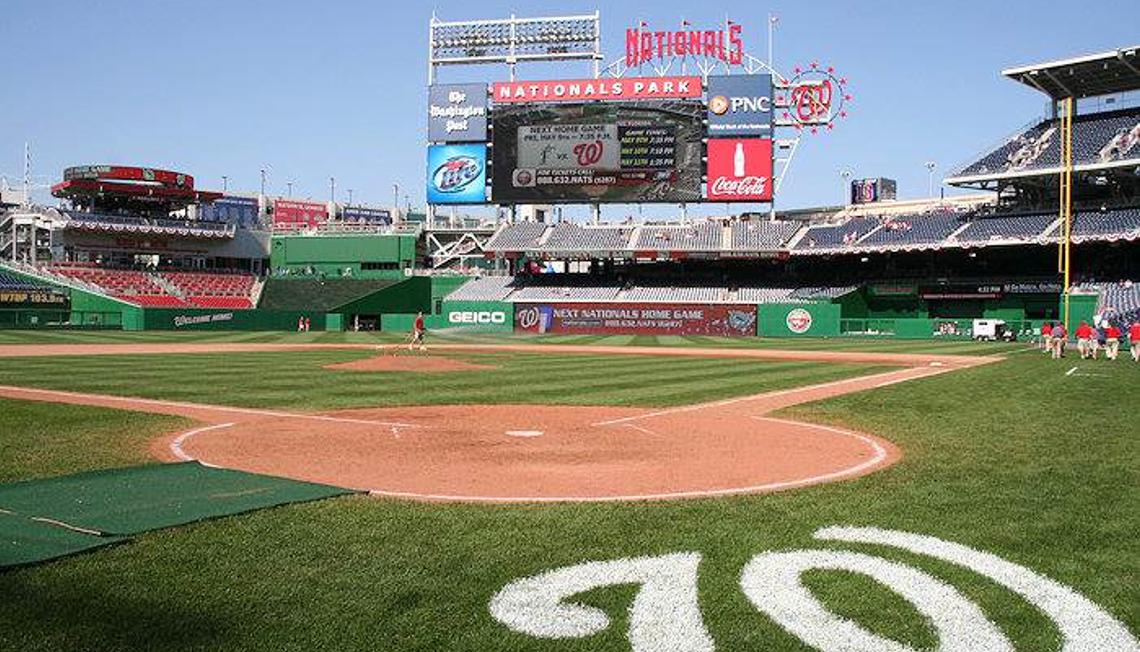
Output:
[490, 526, 1138, 651]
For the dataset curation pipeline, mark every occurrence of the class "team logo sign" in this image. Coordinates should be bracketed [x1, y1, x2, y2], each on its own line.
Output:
[785, 308, 813, 334]
[490, 525, 1139, 651]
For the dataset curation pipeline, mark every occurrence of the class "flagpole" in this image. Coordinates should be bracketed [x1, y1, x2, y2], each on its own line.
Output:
[768, 14, 775, 70]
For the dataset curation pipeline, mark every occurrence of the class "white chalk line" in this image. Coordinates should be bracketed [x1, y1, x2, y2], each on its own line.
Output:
[365, 419, 892, 504]
[1066, 366, 1079, 376]
[170, 422, 235, 461]
[591, 366, 938, 427]
[0, 385, 417, 428]
[624, 423, 658, 436]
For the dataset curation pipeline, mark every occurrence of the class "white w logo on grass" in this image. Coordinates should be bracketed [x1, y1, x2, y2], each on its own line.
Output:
[489, 526, 1138, 652]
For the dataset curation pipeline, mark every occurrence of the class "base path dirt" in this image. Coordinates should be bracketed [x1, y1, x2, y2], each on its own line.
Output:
[0, 343, 998, 503]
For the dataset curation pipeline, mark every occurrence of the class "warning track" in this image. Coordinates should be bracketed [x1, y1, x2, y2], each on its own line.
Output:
[0, 343, 997, 503]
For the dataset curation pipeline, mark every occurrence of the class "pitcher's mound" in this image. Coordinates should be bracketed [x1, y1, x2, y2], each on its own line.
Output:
[324, 354, 497, 373]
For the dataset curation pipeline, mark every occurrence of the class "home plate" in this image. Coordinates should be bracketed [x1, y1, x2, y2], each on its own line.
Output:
[505, 430, 544, 438]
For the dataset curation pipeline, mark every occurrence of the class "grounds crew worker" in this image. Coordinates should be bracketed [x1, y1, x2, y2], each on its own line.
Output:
[410, 311, 426, 352]
[1130, 321, 1140, 362]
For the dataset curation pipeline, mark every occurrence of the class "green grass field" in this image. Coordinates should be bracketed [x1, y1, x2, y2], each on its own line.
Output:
[0, 327, 1026, 355]
[0, 336, 1135, 651]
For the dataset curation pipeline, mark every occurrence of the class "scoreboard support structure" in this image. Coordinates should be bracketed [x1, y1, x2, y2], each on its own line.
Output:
[425, 12, 847, 227]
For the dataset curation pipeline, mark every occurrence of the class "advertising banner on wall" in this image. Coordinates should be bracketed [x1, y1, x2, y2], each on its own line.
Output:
[341, 206, 392, 224]
[514, 303, 757, 336]
[428, 83, 488, 142]
[705, 138, 773, 202]
[273, 199, 328, 227]
[706, 74, 773, 137]
[492, 101, 703, 203]
[199, 196, 259, 227]
[492, 76, 702, 104]
[426, 144, 487, 204]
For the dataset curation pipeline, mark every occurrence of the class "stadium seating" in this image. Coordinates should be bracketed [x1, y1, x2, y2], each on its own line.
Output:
[953, 213, 1055, 243]
[162, 271, 255, 309]
[737, 287, 797, 303]
[1072, 207, 1140, 239]
[634, 223, 721, 251]
[445, 275, 861, 305]
[45, 264, 257, 308]
[485, 223, 546, 251]
[444, 275, 517, 301]
[1074, 279, 1140, 326]
[0, 271, 52, 291]
[621, 284, 726, 302]
[954, 108, 1140, 178]
[857, 211, 963, 249]
[730, 221, 800, 250]
[794, 216, 880, 250]
[541, 223, 633, 251]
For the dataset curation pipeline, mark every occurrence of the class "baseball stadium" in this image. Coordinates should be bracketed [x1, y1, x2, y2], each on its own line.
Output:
[1, 7, 1137, 652]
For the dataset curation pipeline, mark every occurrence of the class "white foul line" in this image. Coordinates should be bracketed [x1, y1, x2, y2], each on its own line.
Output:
[591, 367, 934, 427]
[0, 385, 418, 428]
[1065, 366, 1078, 376]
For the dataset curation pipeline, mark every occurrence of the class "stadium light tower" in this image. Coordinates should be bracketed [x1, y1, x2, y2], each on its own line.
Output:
[221, 175, 228, 193]
[330, 177, 336, 203]
[286, 182, 293, 197]
[925, 161, 937, 198]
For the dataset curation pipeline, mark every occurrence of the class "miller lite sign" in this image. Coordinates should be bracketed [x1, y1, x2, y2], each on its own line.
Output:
[706, 139, 773, 202]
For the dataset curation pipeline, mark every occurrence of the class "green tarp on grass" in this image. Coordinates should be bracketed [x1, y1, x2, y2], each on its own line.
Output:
[0, 462, 354, 538]
[0, 511, 124, 569]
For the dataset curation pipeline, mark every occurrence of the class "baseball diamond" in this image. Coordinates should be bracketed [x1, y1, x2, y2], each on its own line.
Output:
[2, 5, 1138, 652]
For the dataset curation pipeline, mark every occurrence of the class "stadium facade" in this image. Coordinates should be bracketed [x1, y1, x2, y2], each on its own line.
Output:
[1, 30, 1137, 339]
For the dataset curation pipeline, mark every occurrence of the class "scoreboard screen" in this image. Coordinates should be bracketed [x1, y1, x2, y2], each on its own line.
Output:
[491, 101, 703, 203]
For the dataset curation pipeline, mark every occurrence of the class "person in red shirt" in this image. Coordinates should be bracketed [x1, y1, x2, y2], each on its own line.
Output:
[1130, 321, 1140, 363]
[1104, 324, 1121, 361]
[1040, 321, 1053, 352]
[1075, 321, 1093, 359]
[410, 311, 427, 352]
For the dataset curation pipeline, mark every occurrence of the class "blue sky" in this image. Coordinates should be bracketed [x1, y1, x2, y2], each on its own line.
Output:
[2, 0, 1137, 218]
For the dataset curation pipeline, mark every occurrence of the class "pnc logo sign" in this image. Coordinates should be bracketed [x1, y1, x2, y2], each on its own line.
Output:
[448, 311, 506, 325]
[709, 95, 771, 116]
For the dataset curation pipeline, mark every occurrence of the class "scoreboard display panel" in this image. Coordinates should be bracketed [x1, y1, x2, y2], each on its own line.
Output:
[491, 101, 703, 203]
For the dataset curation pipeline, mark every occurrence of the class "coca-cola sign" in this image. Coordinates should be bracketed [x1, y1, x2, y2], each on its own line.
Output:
[705, 138, 773, 202]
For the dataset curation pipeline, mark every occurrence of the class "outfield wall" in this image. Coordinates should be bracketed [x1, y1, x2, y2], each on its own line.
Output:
[142, 308, 329, 331]
[380, 301, 513, 333]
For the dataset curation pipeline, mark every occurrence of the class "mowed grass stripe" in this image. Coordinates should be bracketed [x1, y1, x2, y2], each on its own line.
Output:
[0, 350, 884, 410]
[567, 363, 887, 407]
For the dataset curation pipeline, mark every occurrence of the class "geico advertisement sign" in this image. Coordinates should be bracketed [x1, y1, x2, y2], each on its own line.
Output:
[447, 311, 506, 325]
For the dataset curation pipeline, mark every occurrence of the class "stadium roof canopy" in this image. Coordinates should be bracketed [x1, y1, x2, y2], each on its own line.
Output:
[1002, 45, 1140, 99]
